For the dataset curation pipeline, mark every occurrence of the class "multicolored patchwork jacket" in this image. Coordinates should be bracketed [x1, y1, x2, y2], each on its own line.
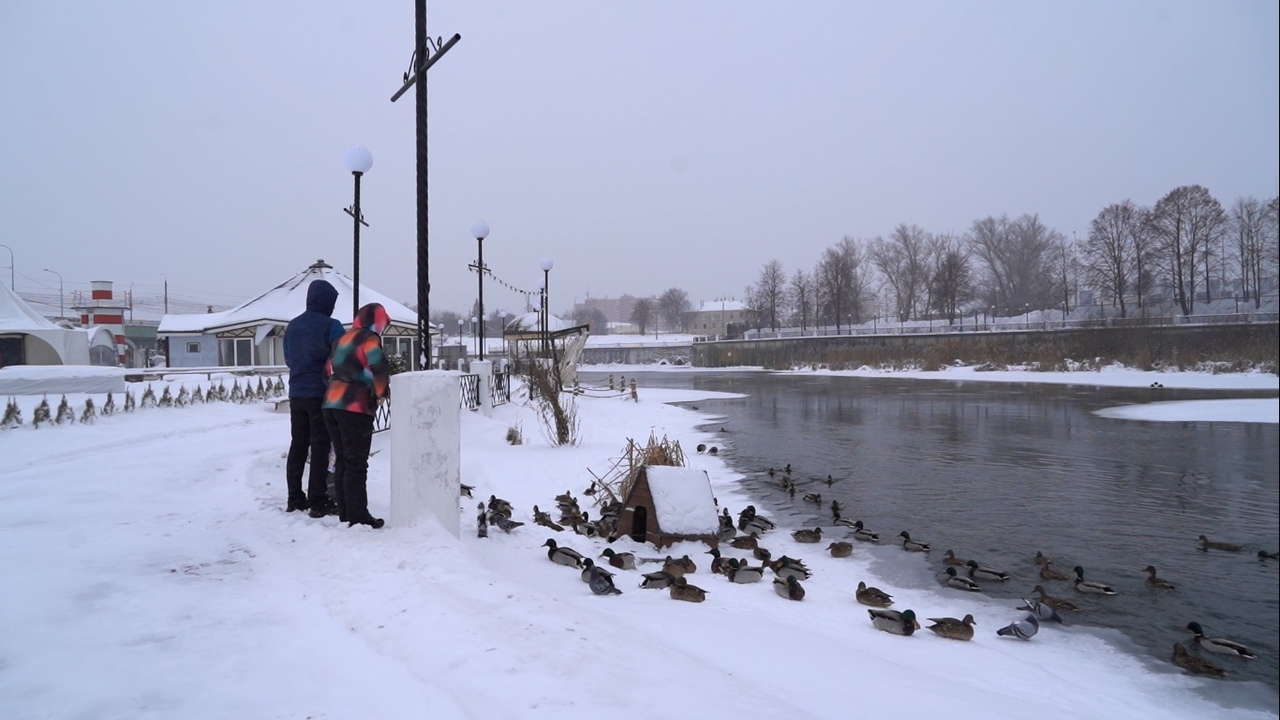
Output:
[324, 303, 390, 416]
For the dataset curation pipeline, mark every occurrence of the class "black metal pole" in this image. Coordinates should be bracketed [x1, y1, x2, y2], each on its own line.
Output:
[351, 171, 363, 318]
[477, 237, 485, 361]
[414, 0, 430, 370]
[543, 269, 550, 358]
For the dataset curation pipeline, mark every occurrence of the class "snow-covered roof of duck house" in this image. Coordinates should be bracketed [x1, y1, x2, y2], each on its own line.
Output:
[616, 466, 720, 549]
[157, 260, 424, 367]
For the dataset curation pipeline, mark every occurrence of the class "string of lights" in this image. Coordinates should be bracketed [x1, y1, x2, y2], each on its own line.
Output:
[469, 265, 540, 299]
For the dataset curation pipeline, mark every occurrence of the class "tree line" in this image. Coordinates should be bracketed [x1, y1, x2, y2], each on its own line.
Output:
[742, 185, 1279, 332]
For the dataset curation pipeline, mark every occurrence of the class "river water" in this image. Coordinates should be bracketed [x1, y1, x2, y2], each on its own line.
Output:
[585, 370, 1280, 696]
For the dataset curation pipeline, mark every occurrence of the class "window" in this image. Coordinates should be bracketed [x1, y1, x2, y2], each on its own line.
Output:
[218, 337, 255, 366]
[186, 342, 201, 354]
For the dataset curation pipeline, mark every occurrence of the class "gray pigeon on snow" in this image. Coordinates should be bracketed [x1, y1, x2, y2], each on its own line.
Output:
[996, 612, 1040, 641]
[476, 502, 488, 538]
[1016, 598, 1063, 624]
[588, 565, 622, 596]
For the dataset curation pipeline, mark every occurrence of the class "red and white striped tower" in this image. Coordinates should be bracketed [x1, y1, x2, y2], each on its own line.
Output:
[73, 280, 129, 364]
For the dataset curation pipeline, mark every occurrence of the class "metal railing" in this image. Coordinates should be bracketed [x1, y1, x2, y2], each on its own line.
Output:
[373, 371, 508, 432]
[492, 369, 511, 406]
[460, 373, 481, 410]
[373, 398, 391, 434]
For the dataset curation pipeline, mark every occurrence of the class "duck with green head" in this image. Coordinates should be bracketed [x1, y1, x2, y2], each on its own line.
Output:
[1073, 566, 1116, 595]
[966, 559, 1010, 582]
[869, 608, 919, 636]
[1185, 622, 1256, 659]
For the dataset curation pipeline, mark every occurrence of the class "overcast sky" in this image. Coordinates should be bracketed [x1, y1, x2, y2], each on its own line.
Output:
[1, 1, 1276, 321]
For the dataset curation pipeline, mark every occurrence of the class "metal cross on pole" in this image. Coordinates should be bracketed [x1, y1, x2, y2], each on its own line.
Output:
[390, 6, 462, 371]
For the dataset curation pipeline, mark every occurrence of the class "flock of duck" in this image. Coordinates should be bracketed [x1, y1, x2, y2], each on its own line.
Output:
[473, 465, 1270, 680]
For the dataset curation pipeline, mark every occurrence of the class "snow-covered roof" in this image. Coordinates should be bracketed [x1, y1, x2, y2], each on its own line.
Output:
[158, 260, 418, 335]
[695, 299, 747, 313]
[643, 466, 719, 535]
[504, 311, 570, 333]
[1, 281, 59, 331]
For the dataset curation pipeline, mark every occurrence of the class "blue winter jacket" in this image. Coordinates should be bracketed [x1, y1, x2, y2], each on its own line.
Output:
[284, 280, 345, 399]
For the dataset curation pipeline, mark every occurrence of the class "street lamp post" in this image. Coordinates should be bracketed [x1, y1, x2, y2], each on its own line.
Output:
[540, 258, 553, 358]
[0, 243, 13, 289]
[343, 146, 373, 318]
[471, 316, 478, 356]
[457, 318, 464, 353]
[470, 221, 489, 361]
[43, 268, 63, 320]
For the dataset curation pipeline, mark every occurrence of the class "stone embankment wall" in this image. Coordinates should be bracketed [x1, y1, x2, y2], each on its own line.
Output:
[689, 324, 1279, 372]
[580, 344, 693, 366]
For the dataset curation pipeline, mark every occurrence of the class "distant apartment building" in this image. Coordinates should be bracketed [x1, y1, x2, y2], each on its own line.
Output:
[687, 299, 748, 339]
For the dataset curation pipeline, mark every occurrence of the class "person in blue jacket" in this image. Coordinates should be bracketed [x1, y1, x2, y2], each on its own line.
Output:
[283, 279, 345, 516]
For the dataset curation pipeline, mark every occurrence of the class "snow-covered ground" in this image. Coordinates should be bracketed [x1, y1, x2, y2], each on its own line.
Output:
[0, 367, 1276, 719]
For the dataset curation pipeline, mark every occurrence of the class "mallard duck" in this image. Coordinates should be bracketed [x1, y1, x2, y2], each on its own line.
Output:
[706, 548, 728, 575]
[487, 494, 513, 517]
[1185, 622, 1256, 659]
[1033, 584, 1079, 611]
[966, 559, 1010, 582]
[661, 556, 687, 578]
[942, 549, 966, 566]
[856, 581, 893, 608]
[587, 566, 622, 596]
[899, 531, 930, 552]
[825, 474, 836, 486]
[869, 608, 919, 636]
[771, 556, 812, 580]
[1016, 598, 1063, 624]
[1172, 643, 1226, 678]
[833, 516, 859, 529]
[578, 558, 615, 583]
[1198, 535, 1243, 552]
[669, 576, 707, 603]
[1039, 561, 1069, 581]
[729, 535, 759, 550]
[784, 463, 792, 474]
[542, 539, 584, 568]
[600, 548, 636, 570]
[774, 575, 806, 601]
[753, 546, 773, 563]
[830, 500, 843, 519]
[745, 516, 775, 536]
[944, 567, 981, 592]
[737, 505, 758, 531]
[1259, 550, 1279, 561]
[850, 521, 880, 543]
[1073, 566, 1116, 595]
[532, 505, 565, 532]
[803, 492, 822, 504]
[1033, 550, 1052, 567]
[728, 561, 766, 584]
[997, 613, 1039, 641]
[639, 570, 676, 589]
[826, 541, 853, 558]
[792, 527, 823, 543]
[927, 614, 977, 641]
[1142, 565, 1175, 590]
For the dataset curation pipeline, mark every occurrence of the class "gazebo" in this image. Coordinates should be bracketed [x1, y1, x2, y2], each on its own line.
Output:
[501, 312, 589, 388]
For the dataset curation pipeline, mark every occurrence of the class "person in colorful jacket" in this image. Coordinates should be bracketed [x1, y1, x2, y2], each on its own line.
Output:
[323, 302, 391, 528]
[282, 279, 345, 516]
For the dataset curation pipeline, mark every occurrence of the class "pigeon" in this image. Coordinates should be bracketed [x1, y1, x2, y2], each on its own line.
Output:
[588, 565, 622, 596]
[996, 613, 1040, 641]
[460, 483, 474, 498]
[491, 513, 524, 533]
[476, 502, 488, 538]
[1016, 598, 1064, 624]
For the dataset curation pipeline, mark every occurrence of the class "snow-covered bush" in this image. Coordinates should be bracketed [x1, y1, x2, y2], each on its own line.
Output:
[158, 386, 174, 407]
[176, 386, 190, 407]
[124, 390, 136, 412]
[230, 379, 244, 403]
[2, 397, 22, 429]
[80, 398, 97, 424]
[141, 385, 157, 409]
[54, 395, 76, 425]
[32, 397, 52, 427]
[102, 392, 116, 416]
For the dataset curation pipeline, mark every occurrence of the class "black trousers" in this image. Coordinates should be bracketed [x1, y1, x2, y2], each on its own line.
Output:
[322, 408, 375, 523]
[286, 397, 331, 502]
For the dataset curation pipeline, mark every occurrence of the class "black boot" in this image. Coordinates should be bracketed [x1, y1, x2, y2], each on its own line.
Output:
[348, 516, 385, 529]
[308, 497, 337, 518]
[286, 494, 310, 512]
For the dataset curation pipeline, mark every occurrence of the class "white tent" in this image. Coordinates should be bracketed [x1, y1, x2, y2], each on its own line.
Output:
[0, 281, 116, 368]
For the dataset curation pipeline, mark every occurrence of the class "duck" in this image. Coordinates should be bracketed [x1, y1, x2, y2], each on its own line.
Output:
[850, 521, 880, 543]
[830, 500, 844, 519]
[869, 608, 919, 636]
[1142, 565, 1176, 590]
[1039, 561, 1069, 581]
[996, 613, 1039, 641]
[784, 463, 792, 474]
[792, 527, 823, 543]
[571, 512, 598, 538]
[1259, 550, 1279, 561]
[771, 556, 812, 580]
[826, 541, 853, 558]
[1033, 550, 1052, 567]
[696, 443, 707, 454]
[899, 531, 930, 552]
[487, 494, 513, 518]
[459, 483, 474, 498]
[532, 505, 565, 532]
[727, 561, 766, 584]
[1172, 643, 1226, 678]
[1016, 598, 1064, 624]
[824, 474, 836, 486]
[707, 446, 719, 456]
[966, 559, 1010, 582]
[942, 549, 967, 566]
[752, 546, 773, 563]
[944, 567, 981, 592]
[673, 554, 697, 574]
[1185, 622, 1256, 659]
[600, 548, 636, 570]
[803, 492, 822, 504]
[1073, 566, 1116, 595]
[1198, 535, 1243, 552]
[706, 548, 729, 575]
[661, 556, 688, 578]
[737, 505, 758, 531]
[927, 614, 977, 641]
[833, 515, 859, 529]
[639, 570, 676, 589]
[774, 575, 806, 601]
[855, 581, 894, 608]
[1033, 584, 1079, 611]
[669, 576, 708, 603]
[587, 565, 622, 596]
[729, 535, 759, 550]
[542, 539, 584, 568]
[745, 516, 776, 537]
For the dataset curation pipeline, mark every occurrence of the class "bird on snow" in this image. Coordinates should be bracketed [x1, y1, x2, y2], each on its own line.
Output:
[696, 444, 706, 453]
[476, 502, 488, 539]
[460, 483, 474, 498]
[542, 539, 585, 568]
[826, 541, 853, 558]
[869, 608, 919, 636]
[588, 565, 622, 596]
[669, 576, 708, 603]
[600, 548, 637, 570]
[727, 560, 766, 584]
[490, 513, 524, 533]
[856, 581, 893, 608]
[791, 527, 823, 543]
[532, 505, 565, 532]
[579, 558, 615, 583]
[774, 575, 806, 601]
[639, 570, 676, 589]
[1016, 598, 1064, 624]
[996, 613, 1039, 641]
[850, 521, 880, 543]
[1172, 642, 1226, 678]
[927, 614, 977, 641]
[1185, 622, 1256, 659]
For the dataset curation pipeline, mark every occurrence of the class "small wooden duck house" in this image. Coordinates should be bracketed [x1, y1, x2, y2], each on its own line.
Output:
[616, 466, 720, 549]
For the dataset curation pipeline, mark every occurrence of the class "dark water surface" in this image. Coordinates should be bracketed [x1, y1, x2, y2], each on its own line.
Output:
[588, 370, 1280, 696]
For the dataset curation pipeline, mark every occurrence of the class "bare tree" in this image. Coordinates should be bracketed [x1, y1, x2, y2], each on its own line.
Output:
[657, 287, 691, 333]
[814, 236, 869, 331]
[1148, 185, 1227, 315]
[754, 259, 787, 331]
[927, 233, 972, 322]
[1229, 196, 1270, 308]
[870, 224, 930, 322]
[629, 297, 654, 335]
[968, 214, 1055, 314]
[789, 269, 814, 330]
[1084, 201, 1141, 318]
